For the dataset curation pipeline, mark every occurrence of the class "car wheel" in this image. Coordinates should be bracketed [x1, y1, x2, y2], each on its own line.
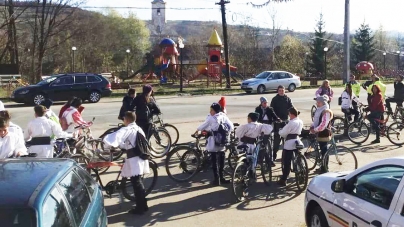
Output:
[33, 94, 46, 105]
[309, 207, 328, 227]
[257, 85, 265, 94]
[89, 91, 101, 103]
[288, 83, 296, 92]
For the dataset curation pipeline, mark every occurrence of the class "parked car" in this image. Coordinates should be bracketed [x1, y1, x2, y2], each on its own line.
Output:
[11, 73, 112, 105]
[0, 158, 107, 227]
[305, 157, 404, 227]
[240, 71, 301, 94]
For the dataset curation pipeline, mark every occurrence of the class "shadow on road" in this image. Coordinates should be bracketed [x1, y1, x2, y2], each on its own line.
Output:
[354, 144, 399, 153]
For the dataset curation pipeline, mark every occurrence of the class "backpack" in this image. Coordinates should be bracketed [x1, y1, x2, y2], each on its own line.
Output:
[127, 128, 150, 160]
[212, 116, 231, 147]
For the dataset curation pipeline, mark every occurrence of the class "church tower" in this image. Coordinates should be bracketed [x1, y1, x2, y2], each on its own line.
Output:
[151, 0, 166, 35]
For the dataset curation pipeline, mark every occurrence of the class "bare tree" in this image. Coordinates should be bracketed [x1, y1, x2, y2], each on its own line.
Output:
[267, 7, 281, 70]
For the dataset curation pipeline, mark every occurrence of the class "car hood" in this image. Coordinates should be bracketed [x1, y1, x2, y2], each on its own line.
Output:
[308, 171, 351, 198]
[242, 78, 264, 83]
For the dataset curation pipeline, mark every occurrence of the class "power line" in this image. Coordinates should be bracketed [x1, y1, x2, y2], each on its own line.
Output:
[0, 4, 216, 10]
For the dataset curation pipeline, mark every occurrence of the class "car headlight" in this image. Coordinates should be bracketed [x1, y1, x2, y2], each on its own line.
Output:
[249, 81, 259, 85]
[19, 90, 30, 95]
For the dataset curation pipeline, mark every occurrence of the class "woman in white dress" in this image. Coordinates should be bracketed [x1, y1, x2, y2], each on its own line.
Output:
[103, 111, 149, 215]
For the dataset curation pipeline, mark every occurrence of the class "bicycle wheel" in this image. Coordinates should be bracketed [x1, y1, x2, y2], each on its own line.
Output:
[311, 105, 317, 121]
[232, 161, 249, 202]
[347, 121, 370, 145]
[70, 154, 91, 173]
[149, 128, 172, 158]
[99, 127, 124, 161]
[165, 146, 201, 182]
[387, 122, 404, 146]
[331, 116, 345, 138]
[227, 147, 238, 170]
[323, 145, 358, 173]
[294, 153, 309, 191]
[260, 147, 272, 186]
[163, 123, 179, 145]
[301, 137, 319, 171]
[121, 161, 158, 201]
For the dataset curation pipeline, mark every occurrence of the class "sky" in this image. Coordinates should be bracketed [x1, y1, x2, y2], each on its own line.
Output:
[84, 0, 403, 34]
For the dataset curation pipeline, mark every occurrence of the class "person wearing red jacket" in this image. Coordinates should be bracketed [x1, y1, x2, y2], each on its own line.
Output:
[367, 85, 385, 144]
[218, 97, 227, 114]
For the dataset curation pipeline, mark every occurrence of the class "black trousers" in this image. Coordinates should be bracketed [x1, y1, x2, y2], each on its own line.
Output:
[281, 149, 295, 181]
[130, 175, 147, 210]
[210, 152, 225, 179]
[342, 108, 360, 121]
[136, 121, 152, 139]
[273, 122, 286, 160]
[385, 97, 403, 112]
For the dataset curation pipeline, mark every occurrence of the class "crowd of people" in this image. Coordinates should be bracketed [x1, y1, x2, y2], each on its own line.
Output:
[0, 72, 402, 215]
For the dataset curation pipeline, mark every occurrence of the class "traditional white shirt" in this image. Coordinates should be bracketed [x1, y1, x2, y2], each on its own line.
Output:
[9, 122, 24, 142]
[197, 112, 234, 152]
[24, 116, 67, 141]
[103, 122, 149, 177]
[235, 122, 273, 140]
[62, 107, 90, 133]
[0, 131, 27, 158]
[279, 117, 304, 150]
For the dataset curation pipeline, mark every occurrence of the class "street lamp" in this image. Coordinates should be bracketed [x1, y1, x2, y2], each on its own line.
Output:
[179, 42, 184, 92]
[383, 52, 386, 70]
[126, 49, 130, 78]
[323, 47, 328, 79]
[71, 46, 77, 73]
[305, 52, 309, 77]
[397, 51, 401, 70]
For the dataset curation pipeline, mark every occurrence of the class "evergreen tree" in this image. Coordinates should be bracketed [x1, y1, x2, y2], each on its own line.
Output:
[351, 23, 376, 65]
[308, 14, 332, 79]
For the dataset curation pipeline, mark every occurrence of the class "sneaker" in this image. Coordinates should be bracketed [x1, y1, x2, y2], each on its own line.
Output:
[371, 139, 380, 144]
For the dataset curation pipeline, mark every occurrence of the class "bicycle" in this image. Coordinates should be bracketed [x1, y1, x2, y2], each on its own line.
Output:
[165, 129, 238, 183]
[290, 143, 309, 191]
[347, 106, 396, 145]
[232, 133, 272, 202]
[153, 114, 180, 145]
[301, 128, 358, 173]
[71, 154, 158, 201]
[384, 97, 404, 123]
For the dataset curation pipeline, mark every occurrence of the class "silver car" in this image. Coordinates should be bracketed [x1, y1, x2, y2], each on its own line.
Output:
[240, 71, 302, 94]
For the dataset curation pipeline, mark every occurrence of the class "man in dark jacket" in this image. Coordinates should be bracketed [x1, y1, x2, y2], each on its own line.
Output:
[118, 88, 136, 120]
[386, 75, 404, 114]
[270, 85, 294, 161]
[255, 97, 280, 124]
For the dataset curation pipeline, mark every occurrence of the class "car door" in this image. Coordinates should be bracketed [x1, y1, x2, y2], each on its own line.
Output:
[332, 166, 404, 227]
[265, 73, 277, 90]
[48, 75, 74, 101]
[276, 72, 288, 87]
[387, 185, 404, 226]
[72, 75, 88, 100]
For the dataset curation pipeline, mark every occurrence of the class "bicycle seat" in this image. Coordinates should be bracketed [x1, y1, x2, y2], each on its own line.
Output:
[237, 144, 249, 150]
[296, 144, 304, 150]
[233, 123, 240, 127]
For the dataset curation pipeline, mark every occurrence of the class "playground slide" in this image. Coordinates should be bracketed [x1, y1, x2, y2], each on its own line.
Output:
[125, 60, 170, 81]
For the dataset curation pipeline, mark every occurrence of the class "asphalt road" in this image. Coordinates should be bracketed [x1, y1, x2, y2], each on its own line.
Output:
[6, 85, 403, 227]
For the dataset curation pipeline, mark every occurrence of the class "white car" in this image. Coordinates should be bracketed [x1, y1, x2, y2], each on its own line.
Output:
[305, 157, 404, 227]
[240, 71, 301, 94]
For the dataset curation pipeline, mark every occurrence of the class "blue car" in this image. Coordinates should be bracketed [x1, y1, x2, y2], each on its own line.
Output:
[0, 158, 107, 227]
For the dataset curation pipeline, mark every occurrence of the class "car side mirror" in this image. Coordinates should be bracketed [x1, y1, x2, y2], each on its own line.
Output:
[331, 179, 346, 193]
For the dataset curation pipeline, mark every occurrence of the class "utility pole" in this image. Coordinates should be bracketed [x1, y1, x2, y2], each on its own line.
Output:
[343, 0, 350, 84]
[216, 0, 231, 89]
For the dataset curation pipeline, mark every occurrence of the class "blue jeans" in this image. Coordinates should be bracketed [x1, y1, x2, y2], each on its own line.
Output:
[368, 111, 383, 140]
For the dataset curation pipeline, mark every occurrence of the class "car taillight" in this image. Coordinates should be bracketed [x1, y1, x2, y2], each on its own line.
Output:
[106, 83, 111, 89]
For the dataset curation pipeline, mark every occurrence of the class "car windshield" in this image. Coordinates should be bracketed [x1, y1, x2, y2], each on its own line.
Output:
[0, 207, 36, 226]
[255, 72, 271, 79]
[37, 76, 59, 85]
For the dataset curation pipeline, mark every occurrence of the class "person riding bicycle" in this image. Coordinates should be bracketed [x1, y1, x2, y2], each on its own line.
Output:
[118, 88, 136, 121]
[385, 75, 404, 114]
[235, 112, 273, 163]
[341, 84, 361, 122]
[310, 95, 333, 173]
[278, 107, 303, 186]
[194, 102, 234, 186]
[270, 85, 294, 162]
[61, 97, 92, 135]
[367, 85, 385, 144]
[218, 96, 227, 114]
[41, 98, 59, 124]
[364, 75, 386, 105]
[103, 111, 150, 215]
[346, 74, 361, 98]
[59, 96, 84, 119]
[0, 117, 27, 158]
[132, 85, 161, 139]
[315, 80, 334, 106]
[255, 97, 280, 125]
[25, 105, 68, 158]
